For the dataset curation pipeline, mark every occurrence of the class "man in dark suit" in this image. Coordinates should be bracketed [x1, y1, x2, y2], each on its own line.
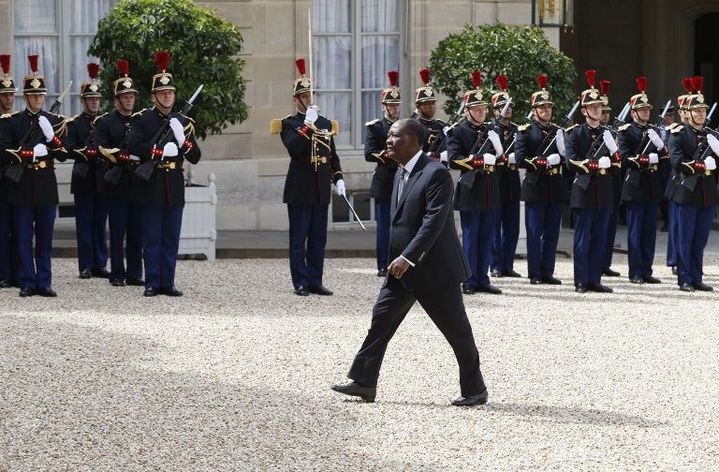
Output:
[332, 119, 488, 407]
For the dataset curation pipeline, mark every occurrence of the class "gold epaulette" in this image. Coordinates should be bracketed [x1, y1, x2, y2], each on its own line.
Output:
[270, 118, 282, 135]
[331, 120, 340, 135]
[565, 123, 578, 132]
[670, 126, 683, 134]
[447, 122, 460, 132]
[131, 108, 147, 118]
[666, 123, 679, 130]
[365, 118, 380, 127]
[517, 123, 530, 132]
[618, 123, 631, 131]
[92, 112, 108, 124]
[65, 114, 78, 124]
[0, 111, 18, 119]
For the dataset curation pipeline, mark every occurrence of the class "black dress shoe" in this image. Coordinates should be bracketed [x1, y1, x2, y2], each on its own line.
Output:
[490, 269, 502, 278]
[671, 266, 678, 275]
[308, 285, 333, 296]
[502, 269, 522, 278]
[679, 282, 695, 292]
[331, 381, 376, 402]
[126, 278, 145, 286]
[0, 280, 10, 288]
[541, 276, 562, 285]
[693, 282, 714, 292]
[79, 268, 92, 279]
[602, 268, 621, 277]
[575, 284, 588, 293]
[91, 268, 110, 279]
[588, 283, 613, 293]
[462, 286, 476, 295]
[110, 278, 125, 287]
[19, 287, 35, 297]
[452, 389, 489, 406]
[643, 275, 661, 284]
[294, 286, 309, 296]
[376, 268, 387, 278]
[629, 275, 645, 284]
[160, 286, 184, 297]
[476, 284, 502, 295]
[10, 280, 20, 288]
[143, 287, 159, 297]
[36, 287, 57, 297]
[529, 277, 542, 285]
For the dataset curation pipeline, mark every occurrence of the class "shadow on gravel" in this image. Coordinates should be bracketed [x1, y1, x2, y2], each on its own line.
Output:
[485, 402, 668, 428]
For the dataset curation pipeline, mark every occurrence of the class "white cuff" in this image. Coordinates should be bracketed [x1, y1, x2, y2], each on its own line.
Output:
[400, 255, 415, 267]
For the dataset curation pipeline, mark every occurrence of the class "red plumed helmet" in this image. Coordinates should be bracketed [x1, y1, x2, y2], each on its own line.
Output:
[537, 74, 548, 89]
[116, 59, 129, 77]
[387, 70, 399, 87]
[419, 68, 430, 85]
[692, 75, 704, 93]
[87, 63, 100, 79]
[28, 55, 39, 74]
[471, 70, 482, 89]
[599, 79, 611, 96]
[585, 69, 596, 88]
[153, 51, 171, 72]
[681, 77, 693, 93]
[295, 58, 306, 76]
[0, 55, 10, 75]
[635, 76, 647, 93]
[495, 74, 508, 92]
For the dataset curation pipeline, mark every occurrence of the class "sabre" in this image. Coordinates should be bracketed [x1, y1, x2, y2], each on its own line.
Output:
[49, 80, 73, 114]
[341, 194, 366, 231]
[308, 8, 314, 105]
[707, 102, 717, 124]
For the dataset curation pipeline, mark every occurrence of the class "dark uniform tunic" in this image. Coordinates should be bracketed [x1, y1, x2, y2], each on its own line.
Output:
[417, 116, 447, 157]
[491, 120, 520, 275]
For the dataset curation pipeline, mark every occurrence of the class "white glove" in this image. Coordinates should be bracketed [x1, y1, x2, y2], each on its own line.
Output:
[487, 129, 503, 156]
[556, 129, 566, 156]
[707, 134, 719, 156]
[129, 154, 141, 162]
[598, 156, 611, 169]
[335, 179, 346, 197]
[647, 128, 664, 150]
[508, 152, 516, 164]
[169, 117, 185, 145]
[547, 153, 561, 166]
[482, 153, 496, 166]
[33, 143, 48, 157]
[38, 115, 54, 141]
[602, 130, 618, 154]
[439, 150, 448, 163]
[648, 152, 659, 164]
[442, 126, 450, 137]
[162, 142, 179, 157]
[705, 156, 717, 171]
[304, 105, 319, 125]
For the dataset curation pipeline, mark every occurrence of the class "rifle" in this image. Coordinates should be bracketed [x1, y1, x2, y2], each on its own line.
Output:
[538, 100, 579, 156]
[587, 101, 632, 162]
[103, 120, 133, 185]
[135, 84, 203, 181]
[635, 100, 673, 156]
[468, 97, 513, 159]
[426, 99, 465, 154]
[679, 103, 718, 191]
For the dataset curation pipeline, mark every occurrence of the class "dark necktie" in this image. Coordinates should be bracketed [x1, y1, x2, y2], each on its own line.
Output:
[397, 168, 407, 203]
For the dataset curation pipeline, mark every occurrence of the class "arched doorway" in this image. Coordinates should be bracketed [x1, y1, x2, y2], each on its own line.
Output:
[695, 12, 719, 104]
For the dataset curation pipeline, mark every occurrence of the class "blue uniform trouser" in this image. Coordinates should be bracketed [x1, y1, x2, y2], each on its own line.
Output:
[603, 200, 620, 271]
[13, 205, 56, 290]
[666, 201, 678, 267]
[0, 200, 15, 282]
[625, 202, 658, 279]
[287, 203, 328, 289]
[573, 208, 610, 286]
[525, 202, 562, 279]
[375, 199, 391, 271]
[73, 193, 108, 272]
[460, 209, 498, 289]
[108, 197, 143, 281]
[676, 204, 714, 286]
[491, 200, 520, 273]
[141, 204, 183, 290]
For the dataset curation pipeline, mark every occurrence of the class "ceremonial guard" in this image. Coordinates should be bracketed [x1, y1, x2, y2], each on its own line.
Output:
[489, 75, 521, 278]
[0, 55, 68, 297]
[64, 63, 109, 279]
[413, 68, 448, 162]
[271, 58, 344, 296]
[515, 74, 564, 285]
[668, 76, 717, 292]
[127, 51, 201, 297]
[599, 79, 622, 278]
[447, 71, 503, 295]
[93, 59, 143, 287]
[365, 71, 400, 277]
[0, 54, 18, 288]
[566, 70, 620, 293]
[617, 77, 666, 284]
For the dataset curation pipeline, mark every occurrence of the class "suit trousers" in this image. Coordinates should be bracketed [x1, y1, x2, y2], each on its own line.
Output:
[287, 203, 328, 289]
[573, 208, 610, 286]
[666, 201, 678, 267]
[13, 205, 56, 290]
[348, 277, 486, 396]
[525, 202, 562, 279]
[108, 197, 143, 282]
[491, 199, 520, 273]
[625, 202, 658, 279]
[375, 199, 391, 271]
[73, 193, 109, 272]
[676, 204, 714, 286]
[460, 209, 497, 289]
[141, 204, 183, 290]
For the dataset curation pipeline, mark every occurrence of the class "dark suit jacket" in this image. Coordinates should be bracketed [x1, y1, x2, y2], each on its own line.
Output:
[389, 152, 470, 291]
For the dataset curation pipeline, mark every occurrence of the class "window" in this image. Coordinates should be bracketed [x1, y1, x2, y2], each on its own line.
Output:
[13, 0, 117, 115]
[312, 0, 403, 148]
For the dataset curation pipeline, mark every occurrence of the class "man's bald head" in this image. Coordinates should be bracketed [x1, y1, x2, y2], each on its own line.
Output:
[395, 118, 426, 146]
[386, 118, 425, 165]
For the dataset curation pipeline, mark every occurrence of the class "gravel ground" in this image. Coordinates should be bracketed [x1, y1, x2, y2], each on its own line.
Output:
[1, 256, 718, 470]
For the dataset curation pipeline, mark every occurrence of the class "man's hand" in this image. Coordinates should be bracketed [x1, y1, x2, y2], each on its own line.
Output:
[705, 156, 717, 171]
[556, 129, 566, 156]
[38, 116, 54, 142]
[388, 256, 411, 279]
[482, 152, 496, 166]
[304, 105, 319, 126]
[602, 130, 618, 154]
[33, 143, 48, 158]
[649, 152, 659, 164]
[163, 142, 179, 157]
[169, 117, 185, 145]
[598, 156, 611, 169]
[647, 128, 664, 150]
[335, 179, 346, 197]
[508, 152, 516, 164]
[547, 153, 561, 166]
[439, 150, 448, 162]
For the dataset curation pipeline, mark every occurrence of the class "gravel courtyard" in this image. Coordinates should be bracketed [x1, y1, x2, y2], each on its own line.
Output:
[1, 257, 718, 470]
